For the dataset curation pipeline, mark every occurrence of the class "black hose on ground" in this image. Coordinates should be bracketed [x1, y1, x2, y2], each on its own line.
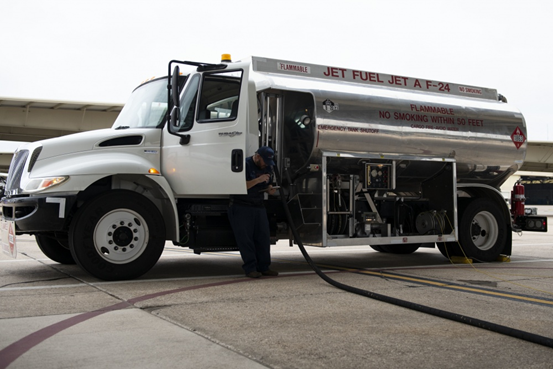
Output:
[273, 165, 553, 349]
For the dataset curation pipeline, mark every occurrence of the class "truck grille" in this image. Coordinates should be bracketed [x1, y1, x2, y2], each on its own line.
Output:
[5, 149, 29, 197]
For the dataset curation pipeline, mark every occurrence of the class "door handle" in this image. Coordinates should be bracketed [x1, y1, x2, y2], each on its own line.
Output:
[231, 149, 243, 172]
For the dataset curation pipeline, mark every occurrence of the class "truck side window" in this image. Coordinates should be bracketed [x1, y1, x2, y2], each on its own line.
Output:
[198, 70, 243, 122]
[176, 73, 200, 132]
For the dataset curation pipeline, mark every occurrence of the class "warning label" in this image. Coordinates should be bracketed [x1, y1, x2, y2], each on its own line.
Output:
[511, 126, 526, 149]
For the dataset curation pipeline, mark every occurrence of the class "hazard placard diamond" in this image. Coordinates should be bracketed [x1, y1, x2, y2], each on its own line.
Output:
[511, 126, 526, 149]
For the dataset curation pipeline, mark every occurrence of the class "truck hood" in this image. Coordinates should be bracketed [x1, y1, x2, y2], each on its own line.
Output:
[20, 128, 161, 161]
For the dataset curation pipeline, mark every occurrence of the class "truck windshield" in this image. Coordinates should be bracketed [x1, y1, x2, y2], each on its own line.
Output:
[112, 77, 180, 129]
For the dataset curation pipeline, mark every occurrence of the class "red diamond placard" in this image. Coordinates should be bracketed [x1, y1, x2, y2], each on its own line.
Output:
[511, 126, 526, 149]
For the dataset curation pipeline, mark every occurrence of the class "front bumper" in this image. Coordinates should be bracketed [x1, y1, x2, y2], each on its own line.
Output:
[0, 194, 77, 233]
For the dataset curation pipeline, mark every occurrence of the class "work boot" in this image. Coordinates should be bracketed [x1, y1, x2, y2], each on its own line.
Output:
[261, 270, 279, 277]
[246, 271, 262, 278]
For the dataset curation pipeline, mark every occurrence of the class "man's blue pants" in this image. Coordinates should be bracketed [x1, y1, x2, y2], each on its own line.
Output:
[228, 204, 271, 274]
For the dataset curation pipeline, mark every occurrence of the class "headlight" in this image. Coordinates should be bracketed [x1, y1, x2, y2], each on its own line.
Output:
[24, 176, 69, 193]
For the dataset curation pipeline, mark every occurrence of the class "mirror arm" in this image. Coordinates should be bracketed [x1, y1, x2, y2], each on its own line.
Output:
[180, 135, 191, 145]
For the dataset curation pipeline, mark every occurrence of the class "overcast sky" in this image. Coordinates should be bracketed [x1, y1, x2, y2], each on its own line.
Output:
[1, 0, 552, 141]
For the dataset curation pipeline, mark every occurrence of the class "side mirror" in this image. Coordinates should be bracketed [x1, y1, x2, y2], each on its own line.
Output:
[170, 65, 181, 127]
[171, 65, 180, 108]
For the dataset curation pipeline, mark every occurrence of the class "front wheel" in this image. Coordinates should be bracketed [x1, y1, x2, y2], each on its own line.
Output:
[36, 234, 75, 264]
[69, 191, 166, 280]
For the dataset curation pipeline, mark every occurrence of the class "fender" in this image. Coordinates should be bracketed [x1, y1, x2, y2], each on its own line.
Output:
[457, 183, 510, 218]
[32, 157, 179, 241]
[10, 128, 180, 239]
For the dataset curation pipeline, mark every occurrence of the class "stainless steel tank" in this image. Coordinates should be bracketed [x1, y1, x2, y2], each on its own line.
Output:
[252, 57, 526, 188]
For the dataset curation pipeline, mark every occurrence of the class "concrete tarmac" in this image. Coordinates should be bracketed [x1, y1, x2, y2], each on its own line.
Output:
[1, 214, 553, 368]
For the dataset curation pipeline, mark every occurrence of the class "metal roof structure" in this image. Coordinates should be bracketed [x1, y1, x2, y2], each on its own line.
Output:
[0, 97, 123, 142]
[0, 97, 122, 113]
[520, 141, 553, 172]
[0, 97, 123, 171]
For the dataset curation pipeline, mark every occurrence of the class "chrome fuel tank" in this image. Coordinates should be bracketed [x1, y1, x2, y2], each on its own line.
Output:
[252, 57, 526, 188]
[312, 84, 526, 186]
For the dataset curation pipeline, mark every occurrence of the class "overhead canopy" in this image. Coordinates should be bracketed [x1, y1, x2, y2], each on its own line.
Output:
[0, 97, 122, 111]
[0, 97, 123, 172]
[521, 141, 553, 172]
[0, 97, 122, 142]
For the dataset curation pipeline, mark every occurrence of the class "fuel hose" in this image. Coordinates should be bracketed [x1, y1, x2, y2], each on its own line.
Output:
[273, 165, 553, 349]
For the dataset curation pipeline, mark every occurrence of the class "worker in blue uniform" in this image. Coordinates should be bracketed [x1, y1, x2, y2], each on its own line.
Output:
[228, 146, 279, 278]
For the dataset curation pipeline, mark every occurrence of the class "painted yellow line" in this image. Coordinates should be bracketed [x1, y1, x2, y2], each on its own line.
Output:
[309, 262, 553, 306]
[355, 269, 553, 306]
[194, 251, 553, 306]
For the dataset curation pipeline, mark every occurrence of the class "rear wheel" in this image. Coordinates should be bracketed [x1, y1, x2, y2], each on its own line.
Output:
[36, 234, 75, 264]
[437, 242, 461, 259]
[69, 190, 166, 280]
[439, 198, 507, 262]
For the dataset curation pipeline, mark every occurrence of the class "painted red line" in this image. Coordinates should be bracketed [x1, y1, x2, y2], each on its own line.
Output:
[0, 272, 318, 368]
[0, 278, 253, 369]
[127, 277, 254, 304]
[0, 304, 126, 369]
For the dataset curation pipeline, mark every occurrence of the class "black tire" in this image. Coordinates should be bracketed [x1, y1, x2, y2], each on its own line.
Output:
[69, 190, 166, 280]
[370, 245, 387, 252]
[370, 244, 420, 254]
[36, 234, 75, 264]
[381, 244, 420, 254]
[437, 242, 462, 259]
[456, 198, 507, 262]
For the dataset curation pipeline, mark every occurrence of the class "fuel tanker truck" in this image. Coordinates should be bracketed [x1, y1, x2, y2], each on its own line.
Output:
[0, 55, 547, 280]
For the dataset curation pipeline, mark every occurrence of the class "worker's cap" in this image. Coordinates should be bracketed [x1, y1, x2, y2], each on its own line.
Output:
[256, 146, 275, 166]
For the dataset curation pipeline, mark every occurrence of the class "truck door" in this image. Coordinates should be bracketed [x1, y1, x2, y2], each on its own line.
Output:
[162, 67, 249, 195]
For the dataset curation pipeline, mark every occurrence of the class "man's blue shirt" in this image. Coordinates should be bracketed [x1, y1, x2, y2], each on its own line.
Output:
[231, 156, 272, 206]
